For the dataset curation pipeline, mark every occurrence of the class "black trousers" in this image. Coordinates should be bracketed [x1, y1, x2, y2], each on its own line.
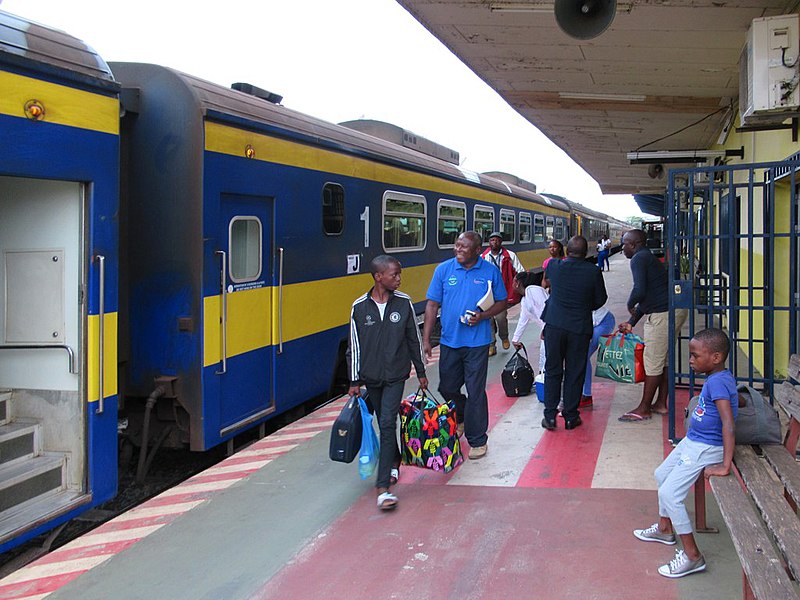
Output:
[367, 380, 405, 489]
[437, 345, 489, 447]
[543, 325, 591, 422]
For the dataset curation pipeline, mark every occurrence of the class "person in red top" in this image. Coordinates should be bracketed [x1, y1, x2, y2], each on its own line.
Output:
[481, 232, 525, 356]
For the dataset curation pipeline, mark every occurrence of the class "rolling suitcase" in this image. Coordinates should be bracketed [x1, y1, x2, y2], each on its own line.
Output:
[329, 394, 363, 463]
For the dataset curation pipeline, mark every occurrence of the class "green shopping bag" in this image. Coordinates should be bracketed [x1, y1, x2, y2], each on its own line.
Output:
[595, 333, 645, 384]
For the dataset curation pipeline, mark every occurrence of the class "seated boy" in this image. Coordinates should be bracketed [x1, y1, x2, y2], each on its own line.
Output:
[633, 328, 738, 577]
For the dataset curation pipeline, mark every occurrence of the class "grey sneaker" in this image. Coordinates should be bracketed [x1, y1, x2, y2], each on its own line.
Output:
[633, 523, 676, 545]
[658, 549, 706, 578]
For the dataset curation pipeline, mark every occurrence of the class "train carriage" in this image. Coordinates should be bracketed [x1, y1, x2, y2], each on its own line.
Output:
[112, 62, 572, 453]
[0, 14, 120, 551]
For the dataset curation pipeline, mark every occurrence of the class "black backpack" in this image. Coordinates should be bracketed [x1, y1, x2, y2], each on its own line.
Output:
[329, 394, 363, 463]
[502, 344, 534, 397]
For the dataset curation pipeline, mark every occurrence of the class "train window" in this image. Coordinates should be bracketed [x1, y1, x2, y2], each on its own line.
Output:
[499, 209, 515, 243]
[383, 191, 426, 252]
[545, 216, 555, 240]
[533, 214, 545, 242]
[229, 216, 262, 282]
[437, 199, 466, 248]
[322, 183, 344, 235]
[554, 218, 564, 241]
[474, 205, 495, 244]
[519, 212, 532, 243]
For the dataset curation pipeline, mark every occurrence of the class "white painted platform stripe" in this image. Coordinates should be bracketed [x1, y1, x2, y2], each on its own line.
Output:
[256, 430, 319, 443]
[237, 443, 298, 456]
[48, 524, 165, 553]
[0, 554, 117, 586]
[153, 478, 239, 498]
[200, 459, 272, 476]
[111, 500, 205, 523]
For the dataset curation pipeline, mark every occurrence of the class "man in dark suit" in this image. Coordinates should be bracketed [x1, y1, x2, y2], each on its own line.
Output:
[541, 236, 608, 430]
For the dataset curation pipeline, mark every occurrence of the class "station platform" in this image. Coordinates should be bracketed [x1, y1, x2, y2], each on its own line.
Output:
[0, 254, 743, 600]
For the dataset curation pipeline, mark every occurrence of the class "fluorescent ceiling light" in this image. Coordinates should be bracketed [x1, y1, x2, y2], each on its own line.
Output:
[489, 2, 553, 12]
[559, 92, 647, 102]
[627, 147, 744, 164]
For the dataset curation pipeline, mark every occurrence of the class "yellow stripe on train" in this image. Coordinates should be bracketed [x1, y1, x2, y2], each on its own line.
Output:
[87, 312, 119, 402]
[0, 70, 119, 135]
[201, 251, 547, 367]
[204, 122, 568, 215]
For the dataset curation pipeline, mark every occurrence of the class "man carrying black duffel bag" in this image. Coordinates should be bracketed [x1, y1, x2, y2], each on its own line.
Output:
[346, 255, 428, 511]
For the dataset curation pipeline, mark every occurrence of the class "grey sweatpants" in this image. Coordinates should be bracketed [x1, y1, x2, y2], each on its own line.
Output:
[655, 437, 723, 535]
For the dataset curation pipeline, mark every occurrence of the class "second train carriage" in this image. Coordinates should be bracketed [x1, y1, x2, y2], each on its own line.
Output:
[111, 63, 573, 453]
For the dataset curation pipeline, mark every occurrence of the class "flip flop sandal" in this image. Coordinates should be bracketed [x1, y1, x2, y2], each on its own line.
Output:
[618, 412, 652, 422]
[377, 492, 398, 510]
[389, 467, 400, 486]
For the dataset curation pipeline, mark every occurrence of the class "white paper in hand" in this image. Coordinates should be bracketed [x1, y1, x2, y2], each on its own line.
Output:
[476, 281, 494, 312]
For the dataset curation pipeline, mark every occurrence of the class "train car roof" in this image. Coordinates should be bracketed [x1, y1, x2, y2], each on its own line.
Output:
[0, 10, 114, 85]
[109, 62, 571, 214]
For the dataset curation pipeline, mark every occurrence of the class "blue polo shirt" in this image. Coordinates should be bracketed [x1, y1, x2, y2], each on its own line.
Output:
[426, 256, 507, 348]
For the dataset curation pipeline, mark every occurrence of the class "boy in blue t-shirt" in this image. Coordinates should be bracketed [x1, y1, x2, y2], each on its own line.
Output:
[633, 328, 738, 578]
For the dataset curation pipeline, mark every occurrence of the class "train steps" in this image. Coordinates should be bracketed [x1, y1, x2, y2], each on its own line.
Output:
[0, 389, 84, 546]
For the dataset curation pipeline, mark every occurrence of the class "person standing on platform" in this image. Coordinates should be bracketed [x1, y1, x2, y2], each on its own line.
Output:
[511, 269, 549, 374]
[542, 239, 564, 270]
[579, 304, 616, 410]
[617, 229, 688, 422]
[422, 231, 507, 460]
[481, 231, 525, 356]
[541, 236, 607, 431]
[633, 328, 737, 578]
[346, 255, 428, 511]
[596, 237, 609, 271]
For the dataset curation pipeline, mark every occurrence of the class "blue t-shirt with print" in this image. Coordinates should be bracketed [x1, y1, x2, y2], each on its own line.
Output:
[687, 369, 739, 446]
[426, 256, 507, 348]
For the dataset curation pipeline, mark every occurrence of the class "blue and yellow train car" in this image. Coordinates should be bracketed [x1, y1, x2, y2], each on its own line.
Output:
[0, 13, 119, 552]
[110, 63, 572, 452]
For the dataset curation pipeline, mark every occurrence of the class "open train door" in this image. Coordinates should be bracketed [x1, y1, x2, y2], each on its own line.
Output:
[213, 194, 275, 442]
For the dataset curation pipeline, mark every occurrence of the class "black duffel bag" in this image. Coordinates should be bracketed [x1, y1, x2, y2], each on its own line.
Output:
[502, 344, 534, 397]
[329, 394, 363, 463]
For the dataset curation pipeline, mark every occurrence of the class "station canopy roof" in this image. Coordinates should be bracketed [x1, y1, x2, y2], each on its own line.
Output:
[396, 0, 795, 207]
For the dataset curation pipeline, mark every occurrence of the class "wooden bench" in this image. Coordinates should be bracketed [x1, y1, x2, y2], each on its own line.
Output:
[707, 354, 800, 599]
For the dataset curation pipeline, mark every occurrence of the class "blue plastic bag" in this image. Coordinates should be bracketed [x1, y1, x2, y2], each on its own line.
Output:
[357, 396, 379, 479]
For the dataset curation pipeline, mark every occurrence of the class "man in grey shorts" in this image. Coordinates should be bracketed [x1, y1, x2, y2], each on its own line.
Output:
[617, 229, 688, 422]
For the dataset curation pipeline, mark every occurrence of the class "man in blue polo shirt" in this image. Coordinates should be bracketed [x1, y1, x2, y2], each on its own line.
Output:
[422, 231, 508, 459]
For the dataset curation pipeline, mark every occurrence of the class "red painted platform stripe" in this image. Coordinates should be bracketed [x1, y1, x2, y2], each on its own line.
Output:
[0, 572, 85, 599]
[515, 381, 614, 488]
[32, 539, 139, 566]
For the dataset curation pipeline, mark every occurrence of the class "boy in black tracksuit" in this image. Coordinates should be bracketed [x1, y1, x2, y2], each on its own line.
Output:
[346, 255, 427, 510]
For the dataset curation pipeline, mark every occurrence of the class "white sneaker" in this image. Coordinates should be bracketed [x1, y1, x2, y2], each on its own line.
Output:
[658, 549, 706, 578]
[633, 523, 676, 545]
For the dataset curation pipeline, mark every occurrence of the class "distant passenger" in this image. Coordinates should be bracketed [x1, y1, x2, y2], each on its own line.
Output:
[422, 231, 507, 460]
[481, 231, 525, 357]
[579, 304, 616, 410]
[633, 328, 737, 578]
[346, 255, 428, 511]
[511, 270, 548, 374]
[541, 236, 607, 431]
[542, 239, 564, 270]
[596, 235, 610, 271]
[617, 229, 688, 422]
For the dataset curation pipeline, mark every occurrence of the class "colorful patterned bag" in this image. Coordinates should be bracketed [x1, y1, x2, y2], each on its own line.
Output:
[399, 389, 463, 473]
[595, 333, 646, 384]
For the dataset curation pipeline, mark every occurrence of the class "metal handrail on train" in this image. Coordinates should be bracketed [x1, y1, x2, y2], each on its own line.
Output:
[96, 254, 105, 414]
[215, 250, 227, 374]
[0, 344, 78, 374]
[278, 247, 284, 354]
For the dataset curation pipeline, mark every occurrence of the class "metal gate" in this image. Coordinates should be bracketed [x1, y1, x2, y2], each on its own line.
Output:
[666, 156, 800, 441]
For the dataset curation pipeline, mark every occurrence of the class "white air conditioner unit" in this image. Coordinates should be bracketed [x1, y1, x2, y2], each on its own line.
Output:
[739, 14, 800, 126]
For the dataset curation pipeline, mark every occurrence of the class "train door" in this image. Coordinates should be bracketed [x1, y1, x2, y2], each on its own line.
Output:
[216, 194, 274, 435]
[0, 176, 87, 533]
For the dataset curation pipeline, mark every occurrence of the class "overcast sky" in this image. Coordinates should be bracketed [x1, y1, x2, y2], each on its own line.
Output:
[2, 0, 645, 220]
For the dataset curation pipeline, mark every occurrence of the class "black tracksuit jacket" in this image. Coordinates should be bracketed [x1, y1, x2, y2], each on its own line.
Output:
[346, 289, 426, 387]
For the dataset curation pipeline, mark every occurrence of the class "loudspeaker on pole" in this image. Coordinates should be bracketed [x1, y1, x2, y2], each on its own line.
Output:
[554, 0, 617, 40]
